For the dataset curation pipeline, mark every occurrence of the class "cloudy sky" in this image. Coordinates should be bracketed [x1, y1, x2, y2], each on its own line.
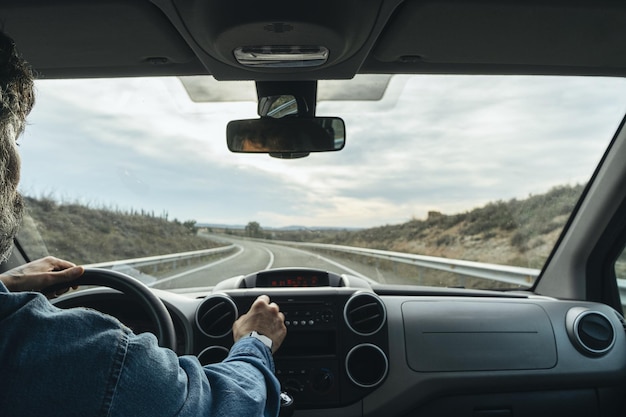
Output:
[16, 74, 626, 228]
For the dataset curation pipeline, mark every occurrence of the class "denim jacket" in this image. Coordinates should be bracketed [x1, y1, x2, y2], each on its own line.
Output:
[0, 282, 280, 417]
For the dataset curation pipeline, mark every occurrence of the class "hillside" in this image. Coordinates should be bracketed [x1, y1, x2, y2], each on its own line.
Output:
[18, 196, 218, 264]
[17, 185, 585, 270]
[271, 184, 585, 269]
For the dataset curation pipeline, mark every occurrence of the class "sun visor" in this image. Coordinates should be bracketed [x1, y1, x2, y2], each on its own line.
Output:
[179, 75, 391, 102]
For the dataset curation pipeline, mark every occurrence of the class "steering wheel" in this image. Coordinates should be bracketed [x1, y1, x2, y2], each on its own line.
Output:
[46, 268, 177, 350]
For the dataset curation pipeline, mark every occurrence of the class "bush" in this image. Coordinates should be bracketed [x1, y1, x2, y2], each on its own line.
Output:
[436, 234, 455, 246]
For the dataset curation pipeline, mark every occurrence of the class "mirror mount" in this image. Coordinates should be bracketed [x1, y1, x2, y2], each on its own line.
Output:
[256, 81, 317, 117]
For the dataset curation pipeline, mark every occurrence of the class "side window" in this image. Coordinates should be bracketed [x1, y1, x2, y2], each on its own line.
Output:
[614, 250, 626, 310]
[16, 211, 50, 261]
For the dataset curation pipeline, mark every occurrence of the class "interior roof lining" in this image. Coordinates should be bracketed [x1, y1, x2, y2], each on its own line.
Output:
[4, 0, 626, 79]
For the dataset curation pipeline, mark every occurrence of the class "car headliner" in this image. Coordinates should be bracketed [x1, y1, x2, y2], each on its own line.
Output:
[2, 0, 626, 80]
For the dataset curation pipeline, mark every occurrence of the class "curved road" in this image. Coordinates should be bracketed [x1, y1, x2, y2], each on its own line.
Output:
[151, 235, 391, 290]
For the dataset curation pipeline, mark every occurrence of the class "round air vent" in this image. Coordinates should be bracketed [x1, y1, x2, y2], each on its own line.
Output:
[566, 307, 616, 356]
[345, 343, 388, 388]
[197, 346, 230, 365]
[343, 292, 386, 335]
[195, 295, 238, 338]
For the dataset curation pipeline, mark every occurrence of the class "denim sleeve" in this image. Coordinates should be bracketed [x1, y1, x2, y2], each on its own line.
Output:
[109, 331, 281, 417]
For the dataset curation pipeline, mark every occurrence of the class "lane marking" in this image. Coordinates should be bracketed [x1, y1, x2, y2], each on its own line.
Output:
[263, 247, 275, 270]
[150, 245, 244, 286]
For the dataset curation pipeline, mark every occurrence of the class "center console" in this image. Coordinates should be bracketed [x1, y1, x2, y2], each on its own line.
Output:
[194, 269, 389, 409]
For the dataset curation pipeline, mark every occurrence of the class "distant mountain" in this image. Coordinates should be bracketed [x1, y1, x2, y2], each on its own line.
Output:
[197, 223, 362, 232]
[273, 225, 363, 231]
[197, 223, 246, 230]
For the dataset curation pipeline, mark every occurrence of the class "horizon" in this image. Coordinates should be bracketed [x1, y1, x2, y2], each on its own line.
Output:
[22, 182, 583, 232]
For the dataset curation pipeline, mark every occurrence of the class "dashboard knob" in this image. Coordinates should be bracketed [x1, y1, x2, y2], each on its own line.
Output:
[311, 369, 334, 393]
[283, 378, 304, 393]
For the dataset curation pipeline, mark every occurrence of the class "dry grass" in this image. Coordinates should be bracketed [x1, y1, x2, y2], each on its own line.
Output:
[272, 184, 585, 270]
[18, 196, 218, 264]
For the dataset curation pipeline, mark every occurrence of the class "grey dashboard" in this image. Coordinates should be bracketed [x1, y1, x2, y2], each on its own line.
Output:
[54, 268, 626, 417]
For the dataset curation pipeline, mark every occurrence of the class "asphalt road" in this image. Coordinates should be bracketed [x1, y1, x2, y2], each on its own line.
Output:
[150, 234, 397, 290]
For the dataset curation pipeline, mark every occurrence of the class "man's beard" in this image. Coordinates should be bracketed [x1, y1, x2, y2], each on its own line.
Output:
[0, 191, 24, 262]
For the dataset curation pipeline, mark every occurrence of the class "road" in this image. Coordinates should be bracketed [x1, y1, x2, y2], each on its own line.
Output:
[150, 234, 395, 290]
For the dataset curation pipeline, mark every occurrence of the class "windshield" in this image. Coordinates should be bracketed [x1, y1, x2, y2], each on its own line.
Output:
[15, 74, 626, 291]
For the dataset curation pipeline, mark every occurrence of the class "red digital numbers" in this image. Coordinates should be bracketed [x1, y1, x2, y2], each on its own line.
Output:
[270, 275, 318, 287]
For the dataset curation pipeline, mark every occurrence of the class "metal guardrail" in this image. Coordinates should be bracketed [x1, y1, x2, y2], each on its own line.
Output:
[84, 245, 236, 271]
[278, 241, 540, 286]
[285, 241, 626, 305]
[83, 237, 626, 302]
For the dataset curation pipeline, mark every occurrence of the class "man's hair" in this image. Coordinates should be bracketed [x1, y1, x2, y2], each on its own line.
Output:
[0, 31, 34, 261]
[0, 33, 34, 142]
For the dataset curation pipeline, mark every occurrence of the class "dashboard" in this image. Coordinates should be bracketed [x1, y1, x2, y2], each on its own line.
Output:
[53, 268, 626, 417]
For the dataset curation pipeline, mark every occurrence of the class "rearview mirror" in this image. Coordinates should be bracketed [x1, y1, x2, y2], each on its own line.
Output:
[227, 117, 345, 158]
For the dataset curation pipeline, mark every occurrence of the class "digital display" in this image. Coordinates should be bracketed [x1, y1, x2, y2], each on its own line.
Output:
[271, 275, 319, 287]
[256, 271, 330, 287]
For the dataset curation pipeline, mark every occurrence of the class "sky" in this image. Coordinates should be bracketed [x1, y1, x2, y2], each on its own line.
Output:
[16, 74, 626, 229]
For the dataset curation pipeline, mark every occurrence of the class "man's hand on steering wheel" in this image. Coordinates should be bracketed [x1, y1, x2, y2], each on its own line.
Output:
[0, 256, 84, 297]
[47, 268, 178, 350]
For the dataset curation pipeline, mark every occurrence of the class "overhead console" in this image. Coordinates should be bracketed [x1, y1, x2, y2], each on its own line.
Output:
[150, 0, 401, 80]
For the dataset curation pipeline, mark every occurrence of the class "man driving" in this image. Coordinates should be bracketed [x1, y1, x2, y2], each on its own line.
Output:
[0, 31, 287, 417]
